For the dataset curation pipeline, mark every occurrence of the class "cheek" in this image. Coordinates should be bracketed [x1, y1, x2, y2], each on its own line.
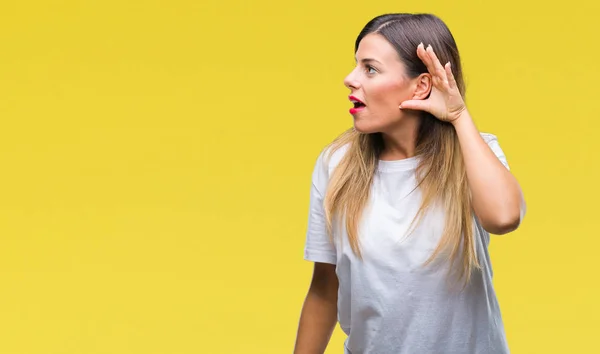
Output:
[370, 80, 411, 106]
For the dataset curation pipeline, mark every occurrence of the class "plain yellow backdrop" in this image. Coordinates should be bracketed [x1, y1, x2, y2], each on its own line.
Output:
[0, 0, 598, 353]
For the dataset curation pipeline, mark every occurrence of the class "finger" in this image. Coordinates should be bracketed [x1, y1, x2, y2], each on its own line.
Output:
[426, 45, 445, 72]
[417, 43, 436, 75]
[399, 99, 431, 113]
[444, 62, 457, 89]
[426, 45, 447, 80]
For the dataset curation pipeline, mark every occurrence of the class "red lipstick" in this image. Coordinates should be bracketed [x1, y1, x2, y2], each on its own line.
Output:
[349, 95, 366, 115]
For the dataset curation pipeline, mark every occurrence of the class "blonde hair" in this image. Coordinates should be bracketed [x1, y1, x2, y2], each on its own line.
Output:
[324, 13, 480, 286]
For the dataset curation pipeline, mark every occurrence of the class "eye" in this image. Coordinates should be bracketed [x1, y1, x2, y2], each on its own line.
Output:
[366, 65, 377, 74]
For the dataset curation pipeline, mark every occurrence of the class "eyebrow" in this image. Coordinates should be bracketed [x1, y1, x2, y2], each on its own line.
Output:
[355, 58, 383, 65]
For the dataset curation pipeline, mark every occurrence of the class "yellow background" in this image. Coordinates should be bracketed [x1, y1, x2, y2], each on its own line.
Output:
[0, 0, 598, 353]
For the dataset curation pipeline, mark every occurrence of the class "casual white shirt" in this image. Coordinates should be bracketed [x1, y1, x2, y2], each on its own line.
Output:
[304, 133, 513, 354]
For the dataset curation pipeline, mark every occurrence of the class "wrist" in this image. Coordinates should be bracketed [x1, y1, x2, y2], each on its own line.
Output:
[451, 109, 471, 128]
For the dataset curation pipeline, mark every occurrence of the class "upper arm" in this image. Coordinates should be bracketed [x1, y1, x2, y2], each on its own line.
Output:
[480, 133, 527, 233]
[309, 262, 338, 299]
[481, 133, 510, 170]
[304, 149, 337, 264]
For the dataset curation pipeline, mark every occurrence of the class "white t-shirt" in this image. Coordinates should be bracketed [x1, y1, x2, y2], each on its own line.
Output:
[304, 133, 513, 354]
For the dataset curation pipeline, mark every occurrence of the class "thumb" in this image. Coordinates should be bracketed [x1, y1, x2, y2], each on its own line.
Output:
[399, 100, 430, 112]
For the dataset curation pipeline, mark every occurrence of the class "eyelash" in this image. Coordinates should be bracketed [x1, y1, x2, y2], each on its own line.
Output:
[365, 65, 377, 74]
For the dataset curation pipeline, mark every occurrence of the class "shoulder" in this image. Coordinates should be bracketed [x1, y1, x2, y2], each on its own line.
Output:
[479, 132, 510, 169]
[321, 142, 351, 175]
[311, 142, 351, 193]
[479, 132, 499, 144]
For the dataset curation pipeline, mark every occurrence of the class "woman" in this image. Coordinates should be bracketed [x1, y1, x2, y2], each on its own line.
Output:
[293, 13, 526, 354]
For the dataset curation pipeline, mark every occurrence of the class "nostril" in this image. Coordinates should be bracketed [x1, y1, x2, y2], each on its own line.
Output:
[345, 78, 359, 89]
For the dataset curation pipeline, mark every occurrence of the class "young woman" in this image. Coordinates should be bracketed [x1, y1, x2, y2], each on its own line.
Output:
[294, 13, 526, 354]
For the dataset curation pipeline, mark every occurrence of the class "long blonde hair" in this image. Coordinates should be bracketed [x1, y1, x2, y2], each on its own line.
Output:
[324, 13, 480, 285]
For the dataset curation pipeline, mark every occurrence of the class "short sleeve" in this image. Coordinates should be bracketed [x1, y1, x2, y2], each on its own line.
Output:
[303, 149, 337, 265]
[481, 133, 510, 170]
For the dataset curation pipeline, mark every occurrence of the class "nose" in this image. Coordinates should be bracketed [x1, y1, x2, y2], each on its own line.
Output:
[344, 70, 360, 90]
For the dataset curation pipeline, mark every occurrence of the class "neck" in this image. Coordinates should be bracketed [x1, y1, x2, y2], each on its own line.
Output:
[379, 115, 420, 161]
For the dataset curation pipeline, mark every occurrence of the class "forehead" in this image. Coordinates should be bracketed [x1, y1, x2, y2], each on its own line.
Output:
[355, 33, 402, 64]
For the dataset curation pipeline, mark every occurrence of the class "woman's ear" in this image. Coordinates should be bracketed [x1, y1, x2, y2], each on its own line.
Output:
[412, 73, 432, 100]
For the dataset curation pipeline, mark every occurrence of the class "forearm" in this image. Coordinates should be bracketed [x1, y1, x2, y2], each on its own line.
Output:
[452, 111, 524, 234]
[294, 290, 338, 354]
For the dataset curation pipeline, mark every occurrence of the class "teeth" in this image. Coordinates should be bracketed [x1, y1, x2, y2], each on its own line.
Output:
[350, 97, 365, 107]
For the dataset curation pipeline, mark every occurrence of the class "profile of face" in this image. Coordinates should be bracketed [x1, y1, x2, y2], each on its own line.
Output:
[343, 33, 431, 134]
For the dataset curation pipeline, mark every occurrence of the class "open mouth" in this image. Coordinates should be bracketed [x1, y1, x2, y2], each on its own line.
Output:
[353, 101, 366, 109]
[349, 96, 366, 114]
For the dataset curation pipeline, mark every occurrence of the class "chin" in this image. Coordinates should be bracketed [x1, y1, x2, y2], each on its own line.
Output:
[353, 119, 386, 134]
[353, 122, 373, 134]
